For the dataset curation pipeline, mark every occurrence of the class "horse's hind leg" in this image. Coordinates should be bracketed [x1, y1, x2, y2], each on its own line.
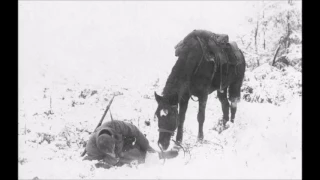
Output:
[228, 81, 242, 123]
[197, 93, 208, 140]
[217, 88, 230, 126]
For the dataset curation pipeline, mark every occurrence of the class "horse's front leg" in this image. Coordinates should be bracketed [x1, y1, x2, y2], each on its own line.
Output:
[197, 93, 208, 140]
[176, 94, 190, 144]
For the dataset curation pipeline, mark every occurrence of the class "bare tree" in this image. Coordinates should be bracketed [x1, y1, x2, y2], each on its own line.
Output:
[272, 36, 284, 66]
[262, 9, 266, 50]
[285, 11, 292, 50]
[254, 20, 260, 66]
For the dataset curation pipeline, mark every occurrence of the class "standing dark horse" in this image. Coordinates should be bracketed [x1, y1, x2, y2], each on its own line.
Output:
[154, 30, 246, 150]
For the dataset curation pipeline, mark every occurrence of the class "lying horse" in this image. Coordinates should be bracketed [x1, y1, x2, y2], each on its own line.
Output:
[154, 30, 246, 150]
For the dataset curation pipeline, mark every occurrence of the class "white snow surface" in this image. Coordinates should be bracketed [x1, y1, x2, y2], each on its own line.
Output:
[18, 78, 302, 179]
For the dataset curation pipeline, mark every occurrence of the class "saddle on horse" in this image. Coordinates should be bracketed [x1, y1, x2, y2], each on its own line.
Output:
[175, 30, 243, 65]
[174, 29, 244, 92]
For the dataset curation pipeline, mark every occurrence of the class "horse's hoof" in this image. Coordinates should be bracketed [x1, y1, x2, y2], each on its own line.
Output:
[172, 145, 181, 151]
[174, 141, 181, 145]
[197, 134, 204, 141]
[212, 123, 218, 131]
[218, 118, 228, 126]
[225, 121, 235, 130]
[197, 139, 203, 143]
[216, 124, 228, 134]
[212, 124, 221, 132]
[173, 140, 182, 149]
[175, 138, 182, 145]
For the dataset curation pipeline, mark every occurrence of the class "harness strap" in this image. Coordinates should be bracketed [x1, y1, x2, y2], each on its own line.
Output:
[193, 36, 205, 75]
[158, 128, 175, 136]
[191, 35, 219, 98]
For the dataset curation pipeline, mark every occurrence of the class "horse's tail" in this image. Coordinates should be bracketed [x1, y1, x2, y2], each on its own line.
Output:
[240, 50, 246, 66]
[236, 50, 246, 80]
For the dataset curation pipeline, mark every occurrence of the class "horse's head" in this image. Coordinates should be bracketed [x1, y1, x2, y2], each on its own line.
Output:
[154, 92, 179, 151]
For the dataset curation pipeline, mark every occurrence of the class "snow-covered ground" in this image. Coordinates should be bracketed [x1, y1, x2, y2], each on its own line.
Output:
[18, 65, 302, 179]
[19, 1, 301, 179]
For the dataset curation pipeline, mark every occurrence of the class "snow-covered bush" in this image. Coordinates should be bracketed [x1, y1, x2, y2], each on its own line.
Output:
[241, 63, 301, 105]
[285, 44, 302, 71]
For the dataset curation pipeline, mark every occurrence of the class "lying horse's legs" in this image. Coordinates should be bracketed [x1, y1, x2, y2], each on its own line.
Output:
[228, 81, 242, 123]
[176, 93, 190, 144]
[217, 88, 230, 126]
[197, 93, 208, 140]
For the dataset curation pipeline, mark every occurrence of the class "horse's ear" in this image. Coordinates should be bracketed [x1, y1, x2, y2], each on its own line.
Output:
[155, 92, 162, 103]
[169, 92, 179, 106]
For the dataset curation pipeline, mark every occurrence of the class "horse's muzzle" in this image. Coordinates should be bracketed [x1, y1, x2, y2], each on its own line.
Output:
[158, 139, 170, 151]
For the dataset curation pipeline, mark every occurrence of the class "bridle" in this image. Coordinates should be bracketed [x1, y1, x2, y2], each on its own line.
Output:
[157, 106, 178, 164]
[156, 105, 186, 163]
[157, 105, 179, 137]
[158, 128, 176, 136]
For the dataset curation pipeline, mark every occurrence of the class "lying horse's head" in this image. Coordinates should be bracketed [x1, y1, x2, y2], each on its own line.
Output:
[154, 92, 179, 151]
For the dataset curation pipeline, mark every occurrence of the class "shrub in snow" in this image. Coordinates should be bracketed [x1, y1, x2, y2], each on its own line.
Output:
[285, 44, 302, 71]
[241, 63, 301, 105]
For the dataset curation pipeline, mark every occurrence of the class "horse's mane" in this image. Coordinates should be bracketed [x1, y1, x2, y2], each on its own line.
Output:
[162, 31, 210, 99]
[162, 48, 202, 99]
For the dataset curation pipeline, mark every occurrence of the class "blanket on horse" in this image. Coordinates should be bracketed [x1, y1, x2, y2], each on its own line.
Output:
[174, 29, 244, 92]
[175, 29, 243, 66]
